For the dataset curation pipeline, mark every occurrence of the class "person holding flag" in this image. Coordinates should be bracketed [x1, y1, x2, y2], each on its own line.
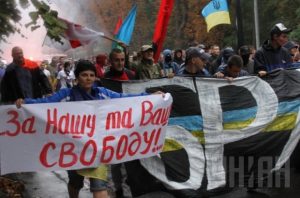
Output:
[152, 0, 175, 63]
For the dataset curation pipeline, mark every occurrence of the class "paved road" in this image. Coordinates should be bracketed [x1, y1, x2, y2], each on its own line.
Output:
[3, 168, 300, 198]
[10, 169, 130, 198]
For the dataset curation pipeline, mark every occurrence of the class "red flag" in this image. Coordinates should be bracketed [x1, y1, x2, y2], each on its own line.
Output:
[152, 0, 174, 62]
[113, 16, 123, 35]
[60, 18, 105, 48]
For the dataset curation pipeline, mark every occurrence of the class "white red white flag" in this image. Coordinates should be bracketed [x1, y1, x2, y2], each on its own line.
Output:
[61, 19, 104, 48]
[42, 35, 72, 52]
[43, 18, 105, 51]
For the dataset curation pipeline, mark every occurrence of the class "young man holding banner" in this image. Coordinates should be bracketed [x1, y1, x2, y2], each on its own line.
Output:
[15, 60, 164, 198]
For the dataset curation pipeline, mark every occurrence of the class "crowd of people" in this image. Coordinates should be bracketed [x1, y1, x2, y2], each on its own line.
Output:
[0, 22, 300, 198]
[33, 23, 299, 88]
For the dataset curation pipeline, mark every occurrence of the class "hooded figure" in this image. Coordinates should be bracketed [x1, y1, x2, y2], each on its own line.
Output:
[161, 49, 179, 77]
[254, 23, 292, 75]
[174, 49, 184, 66]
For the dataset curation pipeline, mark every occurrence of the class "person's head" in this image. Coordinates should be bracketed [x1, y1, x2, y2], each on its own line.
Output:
[185, 48, 210, 70]
[11, 46, 24, 65]
[132, 51, 138, 61]
[109, 48, 125, 71]
[249, 45, 256, 59]
[294, 52, 300, 62]
[197, 44, 206, 50]
[227, 55, 243, 78]
[40, 60, 48, 70]
[210, 45, 220, 57]
[188, 41, 199, 47]
[63, 61, 71, 71]
[270, 23, 292, 47]
[141, 45, 154, 61]
[283, 41, 299, 61]
[74, 60, 97, 91]
[96, 54, 107, 66]
[239, 45, 251, 65]
[222, 47, 235, 63]
[174, 49, 183, 59]
[58, 56, 65, 64]
[163, 49, 172, 63]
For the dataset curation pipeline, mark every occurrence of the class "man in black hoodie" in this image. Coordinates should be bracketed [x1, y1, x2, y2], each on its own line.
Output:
[254, 23, 292, 77]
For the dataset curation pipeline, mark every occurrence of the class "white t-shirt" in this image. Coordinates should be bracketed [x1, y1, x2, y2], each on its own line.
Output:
[57, 70, 75, 89]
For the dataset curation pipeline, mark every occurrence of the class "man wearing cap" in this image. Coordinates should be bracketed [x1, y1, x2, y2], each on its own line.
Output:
[254, 23, 293, 76]
[136, 45, 162, 80]
[211, 47, 235, 72]
[284, 41, 300, 67]
[177, 47, 211, 77]
[283, 41, 299, 62]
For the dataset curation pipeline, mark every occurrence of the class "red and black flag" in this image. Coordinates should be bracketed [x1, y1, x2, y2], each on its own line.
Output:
[152, 0, 174, 63]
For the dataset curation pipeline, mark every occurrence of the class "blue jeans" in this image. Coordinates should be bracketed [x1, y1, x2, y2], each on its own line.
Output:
[67, 170, 108, 192]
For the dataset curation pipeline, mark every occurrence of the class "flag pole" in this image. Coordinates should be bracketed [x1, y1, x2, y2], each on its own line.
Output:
[254, 0, 260, 49]
[101, 35, 128, 47]
[235, 0, 244, 49]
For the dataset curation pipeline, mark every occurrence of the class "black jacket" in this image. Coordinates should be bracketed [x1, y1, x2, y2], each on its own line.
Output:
[104, 68, 136, 80]
[1, 63, 52, 103]
[254, 40, 292, 73]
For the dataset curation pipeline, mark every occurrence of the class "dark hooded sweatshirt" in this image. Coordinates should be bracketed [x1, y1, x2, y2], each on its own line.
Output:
[254, 40, 292, 73]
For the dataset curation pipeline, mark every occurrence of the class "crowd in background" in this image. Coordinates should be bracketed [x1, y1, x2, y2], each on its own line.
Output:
[0, 22, 300, 198]
[1, 24, 299, 99]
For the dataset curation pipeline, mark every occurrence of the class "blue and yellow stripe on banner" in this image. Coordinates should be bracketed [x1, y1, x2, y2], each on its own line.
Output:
[168, 99, 300, 145]
[201, 0, 231, 32]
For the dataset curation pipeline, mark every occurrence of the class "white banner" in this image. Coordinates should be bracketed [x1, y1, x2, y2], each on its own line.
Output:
[0, 94, 172, 175]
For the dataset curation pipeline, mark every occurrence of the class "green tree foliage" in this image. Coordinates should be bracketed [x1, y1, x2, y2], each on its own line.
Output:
[0, 0, 66, 44]
[26, 0, 66, 43]
[224, 0, 300, 48]
[289, 7, 300, 42]
[2, 0, 299, 50]
[0, 0, 22, 42]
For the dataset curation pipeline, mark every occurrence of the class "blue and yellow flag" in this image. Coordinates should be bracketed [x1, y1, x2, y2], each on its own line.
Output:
[201, 0, 231, 32]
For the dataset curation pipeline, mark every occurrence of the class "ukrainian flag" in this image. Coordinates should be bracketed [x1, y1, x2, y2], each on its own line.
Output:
[201, 0, 231, 32]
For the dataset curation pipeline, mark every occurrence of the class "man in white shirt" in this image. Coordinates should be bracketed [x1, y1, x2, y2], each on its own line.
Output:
[56, 61, 75, 90]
